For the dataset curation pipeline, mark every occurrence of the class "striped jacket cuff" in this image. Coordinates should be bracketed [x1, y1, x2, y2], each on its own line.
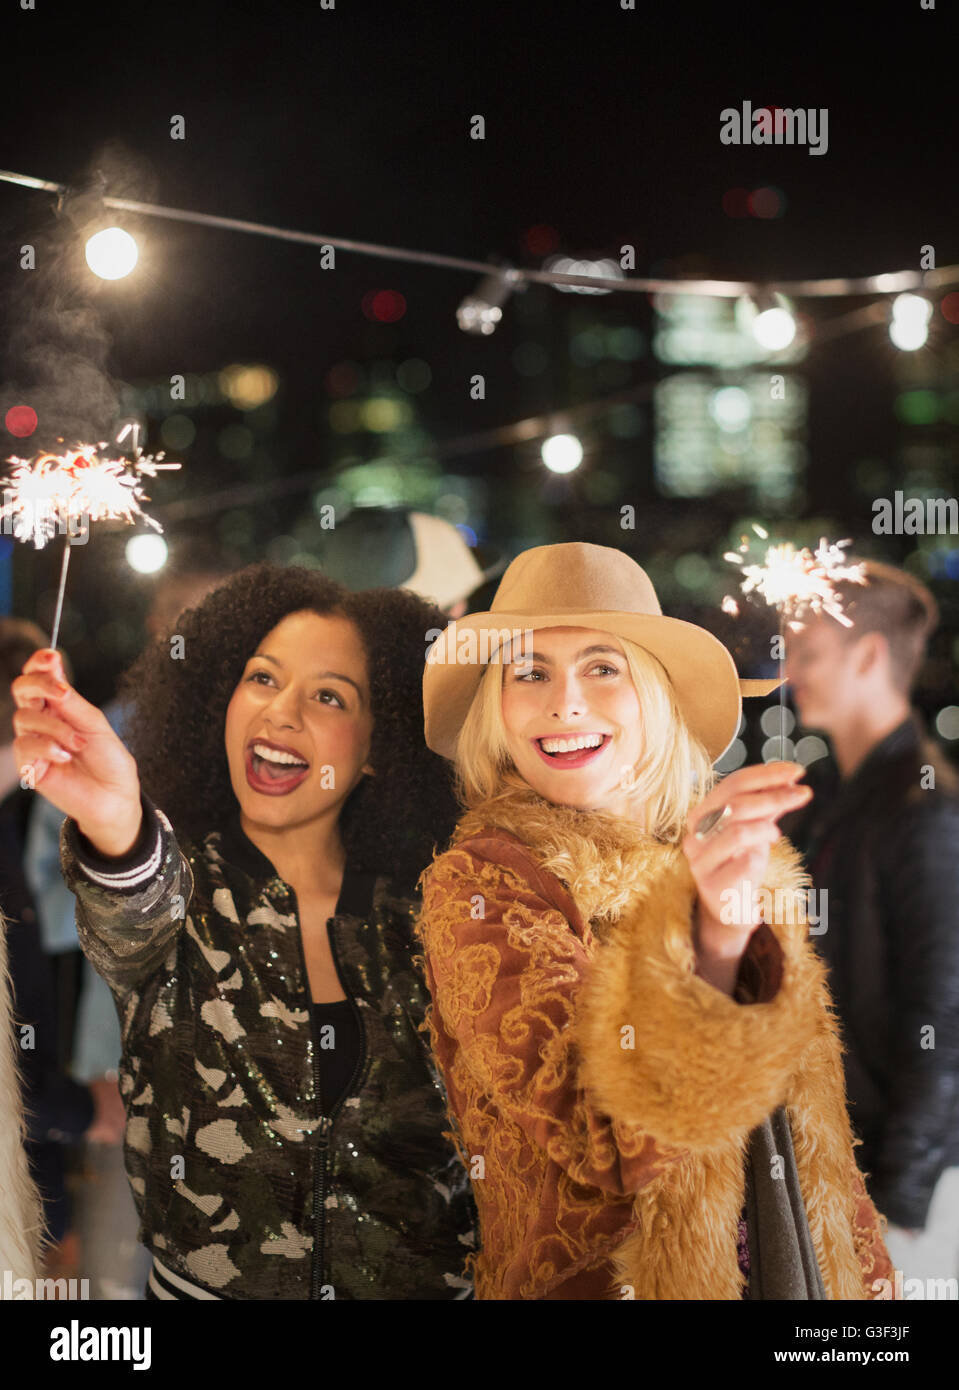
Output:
[68, 794, 166, 892]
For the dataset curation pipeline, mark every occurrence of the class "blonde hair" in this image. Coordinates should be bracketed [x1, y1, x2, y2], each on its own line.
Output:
[453, 635, 715, 842]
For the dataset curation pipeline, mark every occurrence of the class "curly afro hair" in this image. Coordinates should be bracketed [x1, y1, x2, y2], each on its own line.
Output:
[118, 562, 460, 889]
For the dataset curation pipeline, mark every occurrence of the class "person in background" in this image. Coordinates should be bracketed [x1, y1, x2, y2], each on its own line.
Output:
[0, 618, 110, 1281]
[23, 562, 231, 1298]
[783, 559, 959, 1286]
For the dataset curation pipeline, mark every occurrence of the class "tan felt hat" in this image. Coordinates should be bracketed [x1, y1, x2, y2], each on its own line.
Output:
[422, 542, 780, 765]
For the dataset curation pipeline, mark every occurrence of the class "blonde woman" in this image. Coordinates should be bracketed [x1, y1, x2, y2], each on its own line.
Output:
[414, 542, 895, 1300]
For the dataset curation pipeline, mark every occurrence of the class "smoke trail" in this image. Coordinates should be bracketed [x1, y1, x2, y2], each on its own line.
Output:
[1, 141, 157, 449]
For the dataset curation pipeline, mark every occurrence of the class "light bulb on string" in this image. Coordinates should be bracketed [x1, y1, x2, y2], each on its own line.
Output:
[85, 227, 138, 280]
[457, 267, 521, 335]
[889, 293, 932, 351]
[541, 433, 583, 474]
[543, 255, 624, 295]
[736, 291, 797, 351]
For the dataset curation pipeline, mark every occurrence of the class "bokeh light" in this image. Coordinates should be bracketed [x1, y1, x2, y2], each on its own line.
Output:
[674, 553, 713, 590]
[219, 364, 279, 409]
[935, 706, 959, 740]
[748, 186, 786, 219]
[360, 397, 412, 432]
[541, 433, 583, 473]
[362, 289, 407, 322]
[85, 227, 138, 280]
[760, 705, 795, 737]
[894, 390, 939, 425]
[4, 405, 37, 437]
[753, 306, 796, 351]
[762, 735, 795, 762]
[889, 293, 932, 351]
[710, 386, 752, 431]
[941, 293, 959, 325]
[715, 738, 747, 772]
[794, 735, 829, 766]
[545, 256, 622, 295]
[125, 533, 168, 574]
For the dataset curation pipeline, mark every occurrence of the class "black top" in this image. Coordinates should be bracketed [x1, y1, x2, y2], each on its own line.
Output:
[217, 809, 368, 1113]
[781, 713, 959, 1228]
[311, 999, 362, 1114]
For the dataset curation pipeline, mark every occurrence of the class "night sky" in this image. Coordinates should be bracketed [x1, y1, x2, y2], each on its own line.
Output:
[1, 0, 956, 708]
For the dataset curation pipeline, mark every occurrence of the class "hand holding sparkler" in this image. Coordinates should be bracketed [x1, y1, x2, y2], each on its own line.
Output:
[12, 648, 144, 857]
[682, 761, 813, 995]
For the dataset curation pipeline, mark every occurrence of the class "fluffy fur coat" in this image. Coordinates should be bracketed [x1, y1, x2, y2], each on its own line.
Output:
[415, 780, 895, 1300]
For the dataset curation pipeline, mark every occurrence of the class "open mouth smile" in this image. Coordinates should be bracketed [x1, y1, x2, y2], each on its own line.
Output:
[244, 739, 311, 795]
[531, 733, 612, 769]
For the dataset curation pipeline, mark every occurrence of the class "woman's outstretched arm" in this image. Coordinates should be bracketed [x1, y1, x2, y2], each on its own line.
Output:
[12, 648, 194, 995]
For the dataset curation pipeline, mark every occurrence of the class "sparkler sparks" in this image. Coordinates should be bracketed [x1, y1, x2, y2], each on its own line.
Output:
[0, 442, 180, 548]
[721, 525, 868, 760]
[0, 437, 181, 653]
[723, 529, 867, 628]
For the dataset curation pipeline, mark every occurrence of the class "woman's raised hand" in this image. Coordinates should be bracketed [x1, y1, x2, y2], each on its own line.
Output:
[682, 761, 813, 947]
[12, 649, 143, 858]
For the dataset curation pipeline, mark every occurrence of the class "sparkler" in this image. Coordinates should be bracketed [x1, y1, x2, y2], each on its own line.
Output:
[722, 525, 867, 754]
[0, 437, 180, 649]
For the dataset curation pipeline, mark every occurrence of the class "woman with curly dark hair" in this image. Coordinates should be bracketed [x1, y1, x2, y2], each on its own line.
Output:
[11, 564, 476, 1300]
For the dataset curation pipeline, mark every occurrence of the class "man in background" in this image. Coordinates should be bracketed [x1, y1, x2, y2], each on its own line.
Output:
[782, 560, 959, 1286]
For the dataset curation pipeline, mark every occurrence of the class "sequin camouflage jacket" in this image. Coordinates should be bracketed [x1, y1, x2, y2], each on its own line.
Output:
[58, 793, 477, 1299]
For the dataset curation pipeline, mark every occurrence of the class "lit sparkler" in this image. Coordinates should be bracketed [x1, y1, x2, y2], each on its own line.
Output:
[722, 525, 867, 755]
[0, 438, 180, 649]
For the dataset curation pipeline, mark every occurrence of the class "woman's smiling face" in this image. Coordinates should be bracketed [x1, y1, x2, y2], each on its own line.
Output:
[224, 609, 374, 833]
[499, 626, 643, 814]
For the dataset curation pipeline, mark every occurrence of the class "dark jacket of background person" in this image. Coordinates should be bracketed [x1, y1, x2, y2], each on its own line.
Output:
[781, 713, 959, 1230]
[0, 786, 94, 1244]
[60, 792, 477, 1299]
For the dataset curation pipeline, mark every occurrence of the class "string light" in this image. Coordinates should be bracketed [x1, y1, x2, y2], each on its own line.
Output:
[84, 227, 139, 280]
[1, 168, 957, 302]
[889, 293, 933, 351]
[457, 268, 522, 335]
[541, 433, 584, 473]
[735, 292, 798, 351]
